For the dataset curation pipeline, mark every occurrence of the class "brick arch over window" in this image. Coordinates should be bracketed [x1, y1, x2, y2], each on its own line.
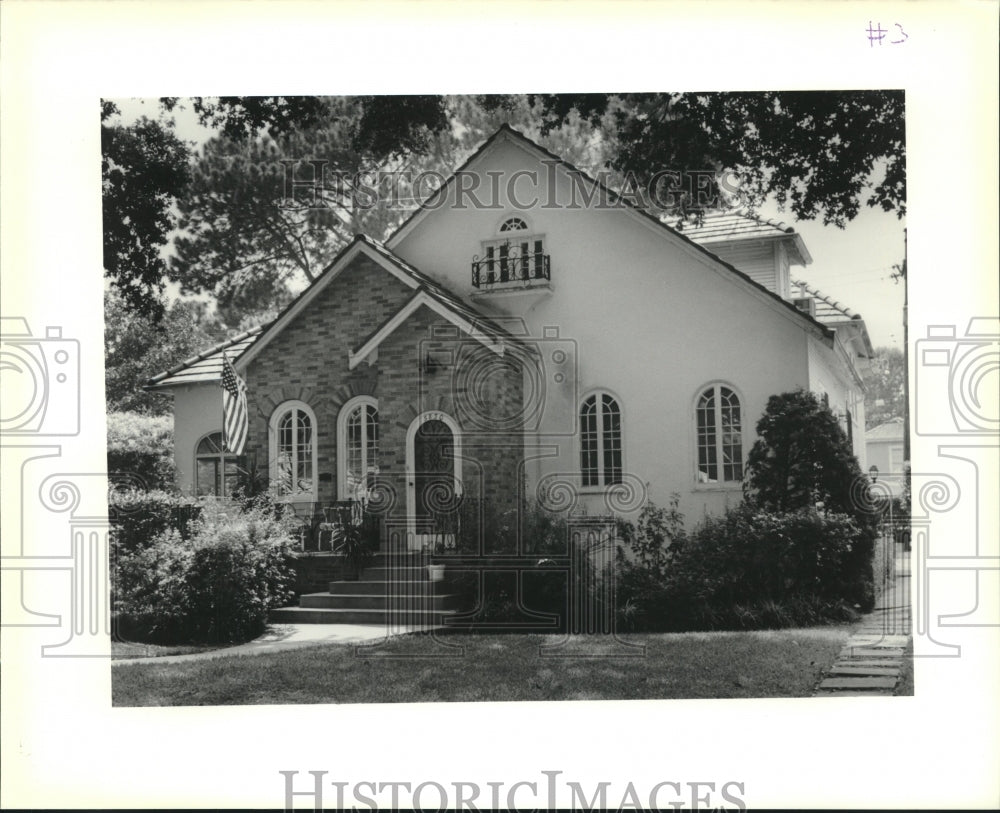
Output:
[579, 391, 623, 487]
[268, 400, 318, 501]
[695, 383, 744, 484]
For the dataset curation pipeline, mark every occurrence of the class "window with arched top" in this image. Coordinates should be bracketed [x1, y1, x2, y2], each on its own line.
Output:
[696, 384, 743, 483]
[194, 431, 244, 497]
[499, 216, 528, 232]
[269, 401, 317, 500]
[473, 215, 549, 288]
[337, 396, 379, 500]
[580, 392, 623, 487]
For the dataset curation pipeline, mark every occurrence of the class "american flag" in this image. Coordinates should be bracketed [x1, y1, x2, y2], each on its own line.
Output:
[220, 352, 248, 455]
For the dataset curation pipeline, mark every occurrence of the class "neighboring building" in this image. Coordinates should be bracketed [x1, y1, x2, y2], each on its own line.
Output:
[865, 417, 906, 497]
[148, 125, 873, 545]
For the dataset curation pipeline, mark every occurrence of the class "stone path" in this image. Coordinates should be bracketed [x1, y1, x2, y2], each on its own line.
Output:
[814, 547, 911, 697]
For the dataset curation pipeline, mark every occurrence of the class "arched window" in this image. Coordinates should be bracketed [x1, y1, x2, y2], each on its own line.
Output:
[269, 401, 317, 499]
[338, 396, 379, 500]
[499, 216, 528, 232]
[580, 392, 622, 487]
[696, 384, 743, 483]
[194, 431, 243, 497]
[473, 215, 548, 288]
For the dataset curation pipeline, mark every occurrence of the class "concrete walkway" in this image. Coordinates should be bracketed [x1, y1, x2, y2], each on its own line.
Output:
[814, 546, 912, 696]
[112, 622, 428, 667]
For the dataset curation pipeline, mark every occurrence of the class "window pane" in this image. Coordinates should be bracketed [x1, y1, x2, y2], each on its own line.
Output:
[223, 460, 241, 499]
[580, 396, 598, 487]
[197, 432, 224, 455]
[366, 405, 379, 485]
[697, 388, 717, 482]
[346, 407, 363, 494]
[719, 387, 742, 481]
[196, 459, 219, 496]
[602, 395, 622, 485]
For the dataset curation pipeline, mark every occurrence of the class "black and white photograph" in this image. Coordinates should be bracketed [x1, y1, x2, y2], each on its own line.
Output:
[102, 92, 911, 709]
[2, 2, 997, 810]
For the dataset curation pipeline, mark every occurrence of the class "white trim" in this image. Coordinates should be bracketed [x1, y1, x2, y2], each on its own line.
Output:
[577, 389, 625, 490]
[347, 291, 505, 370]
[336, 395, 378, 500]
[237, 240, 420, 371]
[405, 411, 463, 549]
[268, 400, 319, 503]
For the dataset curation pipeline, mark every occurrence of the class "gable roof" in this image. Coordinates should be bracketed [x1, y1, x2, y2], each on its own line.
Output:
[866, 417, 905, 442]
[348, 288, 509, 369]
[224, 233, 523, 372]
[666, 210, 813, 265]
[385, 124, 835, 343]
[145, 325, 265, 390]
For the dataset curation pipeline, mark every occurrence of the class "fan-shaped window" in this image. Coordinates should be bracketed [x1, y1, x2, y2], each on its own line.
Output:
[580, 392, 623, 487]
[269, 401, 317, 499]
[696, 384, 743, 483]
[338, 396, 379, 500]
[499, 216, 528, 232]
[195, 431, 243, 497]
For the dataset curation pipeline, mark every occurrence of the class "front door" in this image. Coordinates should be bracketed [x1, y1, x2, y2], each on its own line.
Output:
[409, 417, 460, 549]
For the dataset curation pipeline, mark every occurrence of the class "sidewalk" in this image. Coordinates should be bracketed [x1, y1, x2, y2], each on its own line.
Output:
[814, 545, 912, 696]
[112, 622, 426, 667]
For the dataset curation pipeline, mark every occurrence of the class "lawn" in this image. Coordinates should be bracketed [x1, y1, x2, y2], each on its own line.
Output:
[112, 626, 849, 706]
[112, 640, 239, 660]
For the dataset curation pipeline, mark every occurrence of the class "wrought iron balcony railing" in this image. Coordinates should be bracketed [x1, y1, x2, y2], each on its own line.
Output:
[472, 248, 550, 289]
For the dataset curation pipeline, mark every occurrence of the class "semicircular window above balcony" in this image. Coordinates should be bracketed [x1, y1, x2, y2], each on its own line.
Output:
[474, 224, 549, 291]
[499, 216, 528, 232]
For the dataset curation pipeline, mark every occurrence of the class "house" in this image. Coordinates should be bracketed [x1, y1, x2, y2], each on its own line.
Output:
[865, 417, 906, 497]
[147, 125, 873, 549]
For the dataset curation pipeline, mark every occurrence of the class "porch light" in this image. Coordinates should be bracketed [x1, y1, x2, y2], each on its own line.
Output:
[869, 465, 879, 483]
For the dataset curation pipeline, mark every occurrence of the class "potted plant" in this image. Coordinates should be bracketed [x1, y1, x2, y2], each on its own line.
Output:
[332, 513, 375, 580]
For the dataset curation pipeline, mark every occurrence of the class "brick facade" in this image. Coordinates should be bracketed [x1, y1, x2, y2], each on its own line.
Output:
[242, 254, 525, 534]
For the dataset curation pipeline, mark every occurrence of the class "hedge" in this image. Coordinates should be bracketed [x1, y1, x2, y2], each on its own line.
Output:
[616, 500, 876, 632]
[106, 411, 175, 491]
[109, 489, 201, 554]
[113, 498, 297, 644]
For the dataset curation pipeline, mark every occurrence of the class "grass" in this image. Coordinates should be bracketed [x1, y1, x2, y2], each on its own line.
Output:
[111, 640, 238, 661]
[895, 638, 914, 696]
[112, 627, 849, 706]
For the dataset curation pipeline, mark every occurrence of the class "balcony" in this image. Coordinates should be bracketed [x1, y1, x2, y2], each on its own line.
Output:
[471, 249, 551, 292]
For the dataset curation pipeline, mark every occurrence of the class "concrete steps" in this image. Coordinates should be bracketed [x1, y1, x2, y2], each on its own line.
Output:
[271, 551, 460, 626]
[269, 606, 457, 625]
[300, 591, 457, 611]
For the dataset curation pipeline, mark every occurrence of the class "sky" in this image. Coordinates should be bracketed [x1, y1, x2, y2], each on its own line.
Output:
[112, 97, 907, 351]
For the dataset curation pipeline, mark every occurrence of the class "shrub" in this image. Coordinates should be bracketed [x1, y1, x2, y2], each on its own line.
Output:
[444, 498, 613, 633]
[742, 390, 873, 528]
[615, 499, 871, 632]
[113, 498, 297, 644]
[108, 488, 201, 554]
[106, 411, 175, 491]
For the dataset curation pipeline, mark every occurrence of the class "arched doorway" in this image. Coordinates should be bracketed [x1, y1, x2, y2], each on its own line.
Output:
[406, 412, 462, 550]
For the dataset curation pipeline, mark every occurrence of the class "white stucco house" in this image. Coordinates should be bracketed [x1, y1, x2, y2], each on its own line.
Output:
[148, 125, 873, 540]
